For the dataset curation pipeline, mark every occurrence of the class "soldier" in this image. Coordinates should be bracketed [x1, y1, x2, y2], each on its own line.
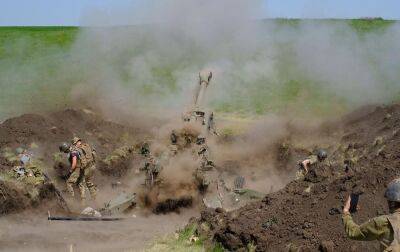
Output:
[59, 142, 85, 201]
[207, 112, 218, 136]
[71, 137, 97, 200]
[296, 149, 327, 180]
[169, 130, 178, 156]
[140, 154, 162, 188]
[342, 178, 400, 251]
[194, 135, 214, 192]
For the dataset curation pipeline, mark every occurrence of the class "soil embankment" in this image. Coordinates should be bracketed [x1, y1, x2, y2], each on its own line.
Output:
[199, 104, 400, 251]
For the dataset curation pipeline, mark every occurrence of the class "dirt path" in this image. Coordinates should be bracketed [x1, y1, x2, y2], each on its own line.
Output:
[0, 209, 198, 252]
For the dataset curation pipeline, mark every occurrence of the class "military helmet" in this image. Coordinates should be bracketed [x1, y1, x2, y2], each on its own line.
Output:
[71, 137, 81, 145]
[196, 135, 206, 145]
[317, 149, 327, 161]
[140, 142, 150, 156]
[385, 179, 400, 202]
[59, 142, 70, 153]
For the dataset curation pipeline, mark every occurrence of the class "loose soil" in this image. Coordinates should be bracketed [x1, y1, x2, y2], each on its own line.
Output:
[199, 104, 400, 251]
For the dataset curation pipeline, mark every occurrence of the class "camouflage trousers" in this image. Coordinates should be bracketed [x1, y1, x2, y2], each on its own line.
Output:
[66, 165, 97, 200]
[66, 168, 85, 199]
[295, 169, 306, 181]
[82, 164, 97, 199]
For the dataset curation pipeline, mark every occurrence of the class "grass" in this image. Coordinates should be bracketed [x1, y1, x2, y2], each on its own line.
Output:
[348, 18, 396, 33]
[145, 224, 205, 252]
[0, 19, 398, 120]
[145, 224, 226, 252]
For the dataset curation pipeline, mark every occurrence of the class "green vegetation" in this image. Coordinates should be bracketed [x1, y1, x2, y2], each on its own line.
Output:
[0, 19, 398, 120]
[145, 224, 226, 251]
[348, 18, 396, 33]
[146, 224, 205, 252]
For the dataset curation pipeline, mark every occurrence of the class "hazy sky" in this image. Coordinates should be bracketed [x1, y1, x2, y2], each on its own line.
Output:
[0, 0, 399, 26]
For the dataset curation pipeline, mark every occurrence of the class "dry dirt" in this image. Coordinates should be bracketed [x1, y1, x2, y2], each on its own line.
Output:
[0, 208, 197, 252]
[198, 103, 400, 251]
[2, 103, 400, 251]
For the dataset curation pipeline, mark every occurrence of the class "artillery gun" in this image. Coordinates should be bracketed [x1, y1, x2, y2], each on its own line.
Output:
[182, 70, 218, 136]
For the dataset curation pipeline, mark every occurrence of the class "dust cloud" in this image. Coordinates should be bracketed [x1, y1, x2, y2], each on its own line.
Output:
[1, 1, 400, 121]
[1, 1, 400, 251]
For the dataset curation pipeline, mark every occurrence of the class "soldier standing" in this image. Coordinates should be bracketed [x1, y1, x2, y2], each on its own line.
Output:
[59, 141, 85, 201]
[342, 178, 400, 251]
[71, 137, 98, 200]
[141, 154, 162, 188]
[194, 135, 214, 192]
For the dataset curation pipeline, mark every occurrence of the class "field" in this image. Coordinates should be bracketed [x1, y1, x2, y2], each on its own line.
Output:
[0, 18, 400, 252]
[0, 19, 398, 121]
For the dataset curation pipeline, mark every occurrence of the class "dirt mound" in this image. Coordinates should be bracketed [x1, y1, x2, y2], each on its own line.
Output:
[0, 108, 145, 215]
[198, 103, 400, 251]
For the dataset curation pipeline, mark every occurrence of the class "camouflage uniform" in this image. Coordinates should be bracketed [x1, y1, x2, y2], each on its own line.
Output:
[66, 146, 85, 199]
[194, 144, 214, 190]
[141, 155, 162, 188]
[79, 143, 97, 199]
[343, 211, 400, 251]
[296, 155, 319, 180]
[83, 162, 97, 199]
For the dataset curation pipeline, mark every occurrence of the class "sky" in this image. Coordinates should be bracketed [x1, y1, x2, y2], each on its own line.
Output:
[0, 0, 399, 26]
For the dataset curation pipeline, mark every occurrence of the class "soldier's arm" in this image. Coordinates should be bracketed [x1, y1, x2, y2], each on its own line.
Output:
[71, 156, 77, 172]
[302, 159, 310, 172]
[342, 213, 389, 241]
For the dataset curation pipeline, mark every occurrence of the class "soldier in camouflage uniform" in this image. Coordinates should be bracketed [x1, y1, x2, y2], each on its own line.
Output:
[72, 137, 98, 200]
[169, 130, 178, 156]
[194, 135, 215, 192]
[59, 141, 85, 200]
[296, 149, 327, 180]
[140, 154, 162, 188]
[342, 179, 400, 252]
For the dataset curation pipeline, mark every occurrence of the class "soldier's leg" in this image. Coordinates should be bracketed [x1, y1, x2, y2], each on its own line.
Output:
[295, 169, 305, 181]
[66, 169, 80, 197]
[77, 170, 86, 201]
[84, 164, 97, 199]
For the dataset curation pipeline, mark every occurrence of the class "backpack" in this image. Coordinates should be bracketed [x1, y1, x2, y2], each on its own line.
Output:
[79, 143, 95, 168]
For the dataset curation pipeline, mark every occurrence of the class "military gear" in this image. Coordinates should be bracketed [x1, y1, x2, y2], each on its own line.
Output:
[75, 142, 97, 199]
[196, 135, 206, 145]
[141, 156, 162, 188]
[193, 70, 212, 112]
[71, 137, 81, 145]
[59, 143, 70, 153]
[317, 149, 328, 161]
[207, 112, 218, 135]
[78, 143, 95, 169]
[342, 211, 400, 251]
[99, 192, 136, 216]
[140, 143, 150, 157]
[47, 214, 122, 221]
[65, 147, 85, 199]
[199, 70, 212, 85]
[385, 179, 400, 203]
[170, 131, 178, 145]
[83, 163, 97, 199]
